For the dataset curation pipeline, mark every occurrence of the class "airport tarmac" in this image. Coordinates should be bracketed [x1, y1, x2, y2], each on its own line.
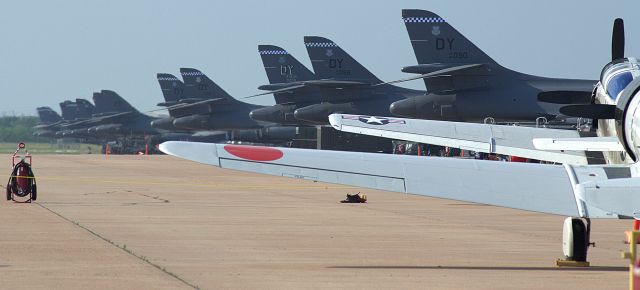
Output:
[0, 154, 631, 289]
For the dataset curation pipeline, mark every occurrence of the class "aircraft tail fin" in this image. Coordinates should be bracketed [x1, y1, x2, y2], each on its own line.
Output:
[75, 98, 94, 119]
[180, 68, 234, 101]
[402, 9, 496, 65]
[36, 107, 62, 124]
[258, 45, 315, 84]
[304, 36, 381, 83]
[92, 90, 137, 116]
[157, 73, 185, 103]
[58, 101, 79, 121]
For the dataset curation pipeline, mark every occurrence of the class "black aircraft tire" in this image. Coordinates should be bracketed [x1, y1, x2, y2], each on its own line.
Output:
[32, 184, 37, 201]
[6, 185, 10, 201]
[571, 219, 588, 262]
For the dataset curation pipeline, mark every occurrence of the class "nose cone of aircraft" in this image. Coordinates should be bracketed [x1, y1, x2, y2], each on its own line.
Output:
[389, 98, 418, 118]
[150, 117, 176, 130]
[173, 115, 208, 130]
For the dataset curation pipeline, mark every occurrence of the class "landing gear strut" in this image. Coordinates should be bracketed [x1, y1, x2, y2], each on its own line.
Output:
[557, 217, 592, 267]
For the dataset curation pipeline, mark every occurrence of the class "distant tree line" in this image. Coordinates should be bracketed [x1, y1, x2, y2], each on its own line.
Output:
[0, 116, 47, 142]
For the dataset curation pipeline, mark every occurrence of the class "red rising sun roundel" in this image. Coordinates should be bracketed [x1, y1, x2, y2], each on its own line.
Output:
[223, 145, 284, 162]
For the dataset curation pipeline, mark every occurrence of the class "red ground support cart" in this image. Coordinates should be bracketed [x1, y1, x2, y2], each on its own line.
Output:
[6, 143, 37, 202]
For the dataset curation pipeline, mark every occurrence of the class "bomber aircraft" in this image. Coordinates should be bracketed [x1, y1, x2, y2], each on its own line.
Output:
[156, 69, 303, 144]
[388, 9, 597, 123]
[33, 106, 63, 138]
[248, 45, 322, 125]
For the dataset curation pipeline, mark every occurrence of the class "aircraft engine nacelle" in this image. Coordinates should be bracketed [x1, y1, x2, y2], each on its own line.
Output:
[33, 130, 55, 138]
[615, 77, 640, 162]
[94, 124, 123, 136]
[87, 126, 99, 134]
[62, 128, 89, 138]
[293, 102, 355, 124]
[173, 115, 209, 130]
[260, 126, 298, 141]
[249, 104, 297, 124]
[150, 117, 177, 130]
[389, 94, 456, 120]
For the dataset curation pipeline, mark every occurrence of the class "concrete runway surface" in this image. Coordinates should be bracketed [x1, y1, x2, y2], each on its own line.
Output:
[0, 155, 631, 289]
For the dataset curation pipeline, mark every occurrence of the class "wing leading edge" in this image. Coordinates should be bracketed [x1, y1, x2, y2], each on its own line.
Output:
[160, 141, 634, 218]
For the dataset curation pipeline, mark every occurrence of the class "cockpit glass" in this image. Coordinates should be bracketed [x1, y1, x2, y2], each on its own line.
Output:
[606, 71, 634, 100]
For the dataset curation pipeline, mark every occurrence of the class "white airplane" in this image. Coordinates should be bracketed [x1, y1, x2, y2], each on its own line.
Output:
[159, 19, 639, 264]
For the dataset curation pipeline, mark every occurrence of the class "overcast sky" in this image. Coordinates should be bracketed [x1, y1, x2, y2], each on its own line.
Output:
[1, 0, 638, 116]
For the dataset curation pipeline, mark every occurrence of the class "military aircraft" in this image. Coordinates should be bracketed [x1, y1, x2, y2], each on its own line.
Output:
[170, 68, 265, 130]
[151, 73, 250, 143]
[159, 19, 639, 264]
[60, 90, 162, 139]
[160, 68, 302, 143]
[33, 107, 63, 137]
[150, 73, 197, 131]
[35, 98, 96, 138]
[248, 45, 322, 125]
[254, 37, 425, 125]
[388, 9, 596, 122]
[57, 96, 104, 138]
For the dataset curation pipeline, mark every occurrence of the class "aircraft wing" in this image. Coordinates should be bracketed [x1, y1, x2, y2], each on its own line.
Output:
[61, 112, 134, 128]
[159, 141, 635, 219]
[329, 114, 590, 165]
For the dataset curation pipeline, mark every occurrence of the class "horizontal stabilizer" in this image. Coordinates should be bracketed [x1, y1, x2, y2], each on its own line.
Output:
[161, 98, 225, 111]
[537, 91, 593, 104]
[246, 80, 370, 99]
[380, 64, 485, 86]
[177, 98, 209, 104]
[580, 177, 640, 219]
[532, 137, 624, 152]
[157, 101, 178, 107]
[258, 83, 303, 91]
[245, 84, 307, 98]
[559, 104, 616, 119]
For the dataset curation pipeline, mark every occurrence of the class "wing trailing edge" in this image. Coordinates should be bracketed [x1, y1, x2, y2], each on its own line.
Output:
[329, 114, 590, 165]
[533, 137, 624, 152]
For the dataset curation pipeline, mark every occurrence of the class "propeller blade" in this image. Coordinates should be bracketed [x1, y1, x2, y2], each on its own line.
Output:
[612, 18, 625, 61]
[537, 91, 593, 104]
[559, 104, 616, 119]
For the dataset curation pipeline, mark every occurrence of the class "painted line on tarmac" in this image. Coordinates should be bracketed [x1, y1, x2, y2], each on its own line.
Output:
[35, 202, 202, 290]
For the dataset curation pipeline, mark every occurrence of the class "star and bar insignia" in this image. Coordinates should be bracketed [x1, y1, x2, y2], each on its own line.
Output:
[343, 115, 406, 125]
